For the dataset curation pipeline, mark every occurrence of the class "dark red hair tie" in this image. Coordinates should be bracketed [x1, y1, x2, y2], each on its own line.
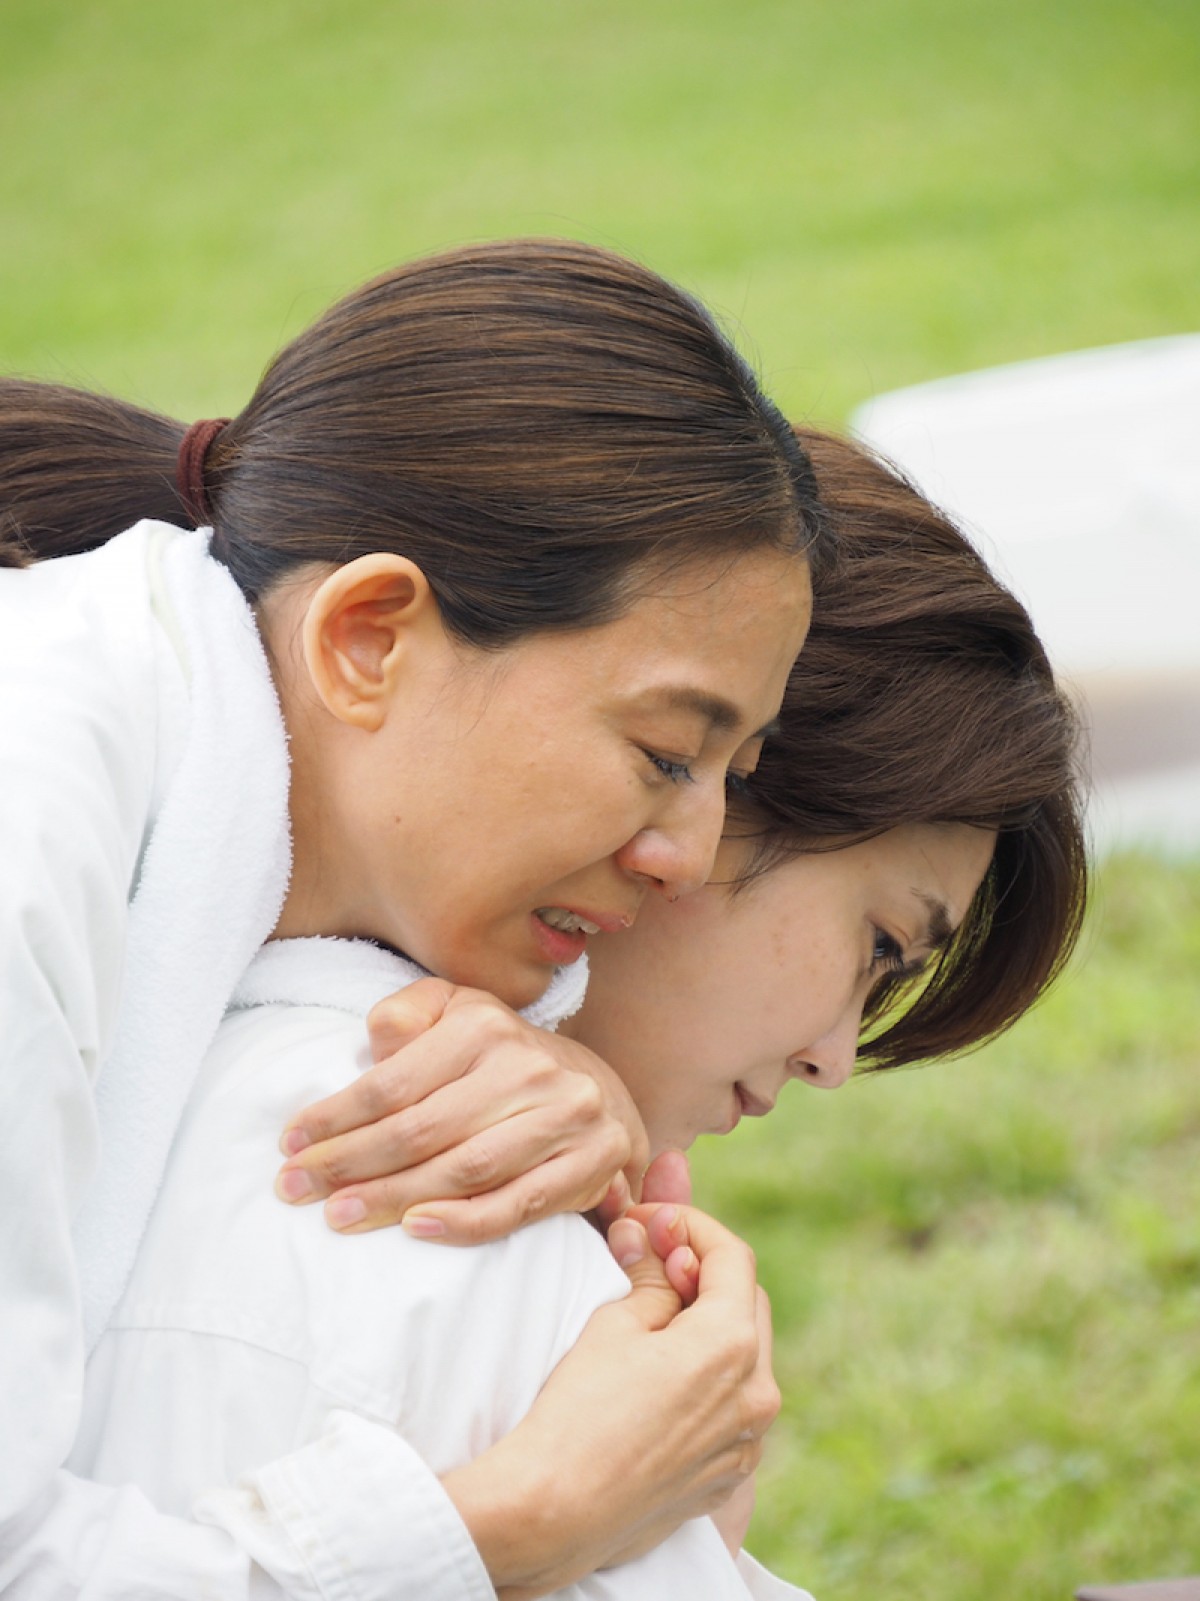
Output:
[176, 417, 230, 528]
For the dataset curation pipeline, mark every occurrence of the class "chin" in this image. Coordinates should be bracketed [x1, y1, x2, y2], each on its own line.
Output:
[420, 942, 552, 1012]
[473, 970, 550, 1011]
[647, 1124, 699, 1161]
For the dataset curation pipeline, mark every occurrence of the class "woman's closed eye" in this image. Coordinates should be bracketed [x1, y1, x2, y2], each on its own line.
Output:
[642, 749, 696, 785]
[870, 927, 908, 975]
[871, 927, 930, 981]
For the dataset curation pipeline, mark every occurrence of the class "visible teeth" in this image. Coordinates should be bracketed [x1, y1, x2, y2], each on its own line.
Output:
[537, 907, 602, 935]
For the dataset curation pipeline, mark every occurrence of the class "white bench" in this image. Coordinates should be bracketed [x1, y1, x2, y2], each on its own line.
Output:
[852, 335, 1200, 855]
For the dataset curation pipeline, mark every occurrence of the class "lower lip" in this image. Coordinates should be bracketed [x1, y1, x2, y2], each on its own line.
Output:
[530, 912, 589, 965]
[734, 1083, 772, 1119]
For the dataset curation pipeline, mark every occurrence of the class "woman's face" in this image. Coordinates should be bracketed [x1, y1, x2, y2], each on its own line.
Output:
[568, 822, 997, 1153]
[303, 551, 812, 1008]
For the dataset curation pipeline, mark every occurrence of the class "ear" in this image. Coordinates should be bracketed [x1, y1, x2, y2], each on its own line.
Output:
[300, 554, 441, 731]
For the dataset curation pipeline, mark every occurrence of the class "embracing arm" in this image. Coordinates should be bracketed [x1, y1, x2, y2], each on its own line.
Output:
[274, 979, 647, 1237]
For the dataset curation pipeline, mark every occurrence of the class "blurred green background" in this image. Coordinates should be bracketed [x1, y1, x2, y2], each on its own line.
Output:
[4, 2, 1198, 1597]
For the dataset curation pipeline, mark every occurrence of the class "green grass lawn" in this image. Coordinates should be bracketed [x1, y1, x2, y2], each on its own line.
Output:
[3, 2, 1198, 1595]
[694, 852, 1200, 1598]
[2, 0, 1197, 424]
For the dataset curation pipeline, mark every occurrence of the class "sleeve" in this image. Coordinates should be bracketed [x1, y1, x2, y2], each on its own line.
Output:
[0, 1420, 494, 1601]
[0, 563, 153, 1526]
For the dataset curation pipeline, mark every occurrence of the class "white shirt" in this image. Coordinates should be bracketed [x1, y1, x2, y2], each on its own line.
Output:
[70, 939, 812, 1601]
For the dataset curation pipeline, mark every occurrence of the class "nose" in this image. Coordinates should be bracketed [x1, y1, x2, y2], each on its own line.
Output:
[787, 1002, 862, 1090]
[614, 779, 727, 900]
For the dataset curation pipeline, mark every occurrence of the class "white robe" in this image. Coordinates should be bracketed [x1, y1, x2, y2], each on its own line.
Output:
[70, 936, 810, 1601]
[0, 525, 510, 1597]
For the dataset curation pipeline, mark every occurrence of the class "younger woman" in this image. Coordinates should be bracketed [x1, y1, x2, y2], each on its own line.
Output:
[573, 424, 1087, 1150]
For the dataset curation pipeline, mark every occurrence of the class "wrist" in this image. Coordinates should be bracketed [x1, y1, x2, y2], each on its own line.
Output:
[443, 1437, 576, 1597]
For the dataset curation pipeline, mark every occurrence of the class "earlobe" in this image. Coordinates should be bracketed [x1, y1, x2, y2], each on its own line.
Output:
[301, 554, 437, 730]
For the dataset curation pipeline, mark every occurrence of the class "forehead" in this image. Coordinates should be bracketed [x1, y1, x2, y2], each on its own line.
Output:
[732, 822, 996, 936]
[511, 550, 811, 719]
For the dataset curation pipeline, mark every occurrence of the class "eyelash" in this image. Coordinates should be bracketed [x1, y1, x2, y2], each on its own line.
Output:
[643, 750, 696, 785]
[871, 928, 907, 974]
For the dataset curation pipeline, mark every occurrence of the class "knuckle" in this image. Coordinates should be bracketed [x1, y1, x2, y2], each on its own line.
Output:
[603, 1122, 633, 1170]
[392, 1103, 441, 1159]
[449, 1140, 500, 1190]
[569, 1073, 606, 1124]
[448, 1207, 492, 1245]
[717, 1325, 759, 1377]
[462, 996, 522, 1041]
[523, 1047, 562, 1094]
[361, 1064, 406, 1120]
[518, 1186, 551, 1225]
[747, 1378, 782, 1431]
[369, 1175, 413, 1225]
[367, 992, 420, 1033]
[310, 1142, 356, 1191]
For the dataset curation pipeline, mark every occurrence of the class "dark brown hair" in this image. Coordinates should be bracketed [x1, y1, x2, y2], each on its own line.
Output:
[737, 427, 1088, 1071]
[0, 240, 829, 640]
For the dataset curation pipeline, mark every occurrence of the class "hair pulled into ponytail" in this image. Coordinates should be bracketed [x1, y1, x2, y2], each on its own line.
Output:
[0, 241, 829, 641]
[0, 384, 189, 568]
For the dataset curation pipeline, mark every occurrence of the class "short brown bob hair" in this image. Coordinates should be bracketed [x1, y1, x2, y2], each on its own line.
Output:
[738, 427, 1089, 1071]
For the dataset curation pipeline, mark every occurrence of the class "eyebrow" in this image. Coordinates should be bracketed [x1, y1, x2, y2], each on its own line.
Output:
[651, 687, 780, 740]
[914, 892, 954, 952]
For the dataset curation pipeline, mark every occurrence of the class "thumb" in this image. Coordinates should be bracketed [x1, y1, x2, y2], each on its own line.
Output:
[367, 977, 457, 1063]
[607, 1218, 683, 1329]
[641, 1149, 692, 1207]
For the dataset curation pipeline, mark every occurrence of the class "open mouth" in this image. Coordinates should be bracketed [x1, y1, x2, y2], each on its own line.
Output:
[534, 907, 603, 936]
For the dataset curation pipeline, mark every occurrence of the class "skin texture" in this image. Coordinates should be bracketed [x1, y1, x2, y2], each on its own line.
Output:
[262, 549, 812, 1009]
[567, 823, 997, 1155]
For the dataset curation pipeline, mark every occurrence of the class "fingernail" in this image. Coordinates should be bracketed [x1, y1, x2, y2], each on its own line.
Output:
[402, 1213, 445, 1238]
[679, 1248, 697, 1276]
[280, 1128, 311, 1157]
[326, 1195, 367, 1230]
[610, 1221, 644, 1268]
[275, 1168, 315, 1203]
[665, 1206, 684, 1240]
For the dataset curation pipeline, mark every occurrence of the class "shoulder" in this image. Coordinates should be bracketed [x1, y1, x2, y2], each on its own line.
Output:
[117, 997, 629, 1459]
[0, 525, 192, 1063]
[0, 520, 166, 671]
[0, 523, 182, 851]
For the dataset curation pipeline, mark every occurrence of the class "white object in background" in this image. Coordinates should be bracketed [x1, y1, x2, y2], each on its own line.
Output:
[851, 335, 1200, 854]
